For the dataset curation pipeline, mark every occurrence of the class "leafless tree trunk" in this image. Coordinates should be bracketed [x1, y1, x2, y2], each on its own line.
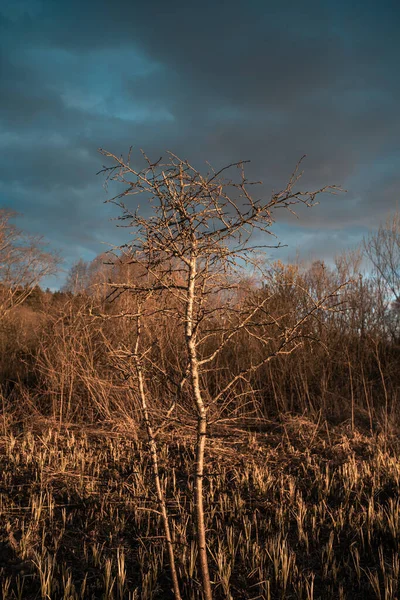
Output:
[97, 298, 183, 600]
[133, 306, 182, 600]
[185, 254, 212, 600]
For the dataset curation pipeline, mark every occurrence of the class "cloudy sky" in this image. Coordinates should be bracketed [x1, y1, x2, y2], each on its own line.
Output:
[1, 0, 399, 288]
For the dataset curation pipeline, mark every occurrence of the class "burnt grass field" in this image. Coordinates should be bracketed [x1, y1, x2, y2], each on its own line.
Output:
[1, 417, 400, 600]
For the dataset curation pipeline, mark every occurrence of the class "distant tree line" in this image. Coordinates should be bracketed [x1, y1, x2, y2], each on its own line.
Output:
[0, 200, 399, 433]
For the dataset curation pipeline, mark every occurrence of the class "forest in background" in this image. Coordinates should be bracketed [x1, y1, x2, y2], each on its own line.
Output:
[1, 211, 399, 435]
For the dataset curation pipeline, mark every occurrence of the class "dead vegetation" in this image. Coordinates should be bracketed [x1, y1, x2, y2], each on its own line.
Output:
[1, 420, 400, 599]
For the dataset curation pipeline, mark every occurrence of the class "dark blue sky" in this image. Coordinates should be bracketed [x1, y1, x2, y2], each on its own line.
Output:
[1, 0, 399, 288]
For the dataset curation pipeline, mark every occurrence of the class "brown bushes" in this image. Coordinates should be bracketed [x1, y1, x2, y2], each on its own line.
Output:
[0, 250, 398, 436]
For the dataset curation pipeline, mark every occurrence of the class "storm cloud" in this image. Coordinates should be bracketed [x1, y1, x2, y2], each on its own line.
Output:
[1, 0, 399, 286]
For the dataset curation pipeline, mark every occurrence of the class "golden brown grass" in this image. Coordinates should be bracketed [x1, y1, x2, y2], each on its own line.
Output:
[0, 417, 399, 599]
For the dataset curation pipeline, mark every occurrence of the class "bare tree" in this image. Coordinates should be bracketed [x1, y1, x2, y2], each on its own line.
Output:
[63, 254, 112, 300]
[62, 258, 89, 295]
[0, 209, 59, 319]
[364, 210, 400, 340]
[364, 211, 400, 301]
[98, 148, 348, 599]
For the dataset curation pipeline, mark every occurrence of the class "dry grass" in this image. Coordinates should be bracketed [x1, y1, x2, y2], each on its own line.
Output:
[1, 417, 400, 599]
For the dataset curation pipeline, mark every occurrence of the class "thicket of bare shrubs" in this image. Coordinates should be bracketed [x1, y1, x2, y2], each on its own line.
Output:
[2, 243, 398, 435]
